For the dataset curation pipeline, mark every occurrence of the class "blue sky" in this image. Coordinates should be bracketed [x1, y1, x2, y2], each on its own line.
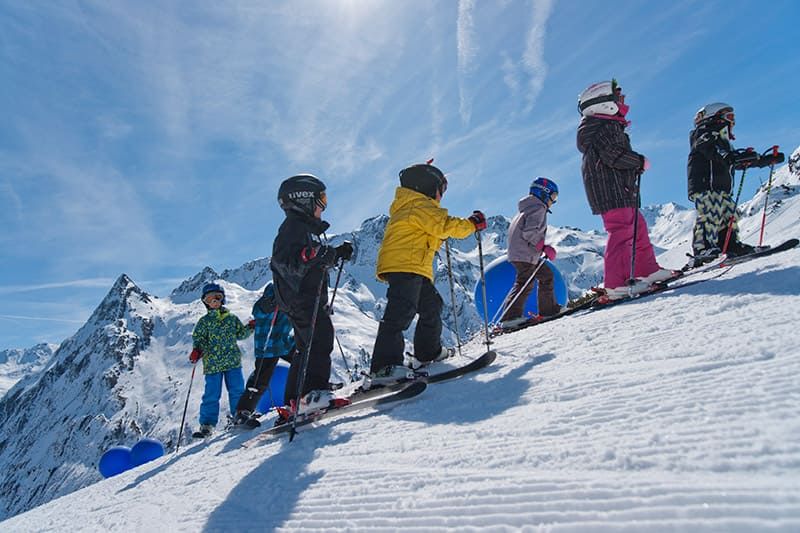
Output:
[1, 0, 798, 350]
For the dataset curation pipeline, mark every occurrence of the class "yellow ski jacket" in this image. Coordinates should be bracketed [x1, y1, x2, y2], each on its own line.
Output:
[376, 187, 476, 282]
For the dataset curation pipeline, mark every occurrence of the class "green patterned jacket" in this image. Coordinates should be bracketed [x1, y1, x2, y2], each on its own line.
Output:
[192, 308, 252, 375]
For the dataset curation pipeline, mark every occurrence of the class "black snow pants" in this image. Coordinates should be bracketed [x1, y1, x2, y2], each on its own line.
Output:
[283, 305, 333, 405]
[370, 272, 444, 372]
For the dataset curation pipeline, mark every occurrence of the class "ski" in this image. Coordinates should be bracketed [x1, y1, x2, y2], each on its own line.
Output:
[491, 295, 600, 336]
[410, 350, 497, 384]
[492, 238, 797, 336]
[241, 380, 427, 447]
[719, 238, 798, 267]
[681, 238, 798, 272]
[588, 267, 733, 309]
[493, 266, 733, 335]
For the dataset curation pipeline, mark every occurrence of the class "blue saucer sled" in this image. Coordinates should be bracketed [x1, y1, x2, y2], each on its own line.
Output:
[256, 361, 290, 413]
[98, 446, 133, 478]
[130, 438, 165, 467]
[99, 438, 166, 478]
[473, 254, 567, 321]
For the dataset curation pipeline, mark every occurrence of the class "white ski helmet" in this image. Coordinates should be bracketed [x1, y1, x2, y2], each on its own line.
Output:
[693, 102, 734, 126]
[578, 79, 622, 117]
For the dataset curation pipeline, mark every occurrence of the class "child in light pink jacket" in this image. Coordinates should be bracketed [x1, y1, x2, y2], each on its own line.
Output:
[500, 178, 561, 327]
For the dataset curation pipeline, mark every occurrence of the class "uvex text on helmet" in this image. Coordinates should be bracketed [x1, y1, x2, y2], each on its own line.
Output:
[278, 174, 327, 215]
[398, 164, 447, 199]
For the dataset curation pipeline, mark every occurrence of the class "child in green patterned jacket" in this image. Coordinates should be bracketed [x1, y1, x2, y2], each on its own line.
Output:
[189, 283, 254, 438]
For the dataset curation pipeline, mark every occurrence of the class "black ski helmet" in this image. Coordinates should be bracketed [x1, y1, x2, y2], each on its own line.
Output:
[277, 174, 327, 216]
[398, 163, 447, 199]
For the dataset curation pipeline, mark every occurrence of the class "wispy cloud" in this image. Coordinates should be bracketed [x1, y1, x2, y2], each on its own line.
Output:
[521, 0, 554, 112]
[457, 0, 477, 123]
[0, 314, 86, 324]
[0, 278, 116, 295]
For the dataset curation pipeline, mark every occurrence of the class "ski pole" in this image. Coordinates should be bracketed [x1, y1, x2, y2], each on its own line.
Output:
[490, 255, 546, 325]
[327, 258, 354, 379]
[328, 259, 345, 314]
[289, 273, 327, 442]
[627, 172, 643, 294]
[722, 161, 751, 255]
[758, 145, 780, 246]
[333, 331, 354, 382]
[175, 362, 198, 453]
[444, 240, 463, 358]
[475, 230, 492, 352]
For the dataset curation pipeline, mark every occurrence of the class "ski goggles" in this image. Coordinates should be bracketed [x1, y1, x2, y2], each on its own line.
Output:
[720, 111, 735, 125]
[315, 191, 327, 211]
[203, 293, 224, 303]
[549, 191, 558, 204]
[438, 175, 448, 196]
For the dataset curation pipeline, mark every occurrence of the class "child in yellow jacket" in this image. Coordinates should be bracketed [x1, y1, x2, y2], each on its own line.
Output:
[369, 162, 486, 386]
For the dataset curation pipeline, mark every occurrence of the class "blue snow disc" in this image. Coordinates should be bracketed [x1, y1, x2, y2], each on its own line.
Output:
[130, 438, 165, 467]
[98, 445, 133, 478]
[256, 361, 290, 412]
[473, 254, 567, 321]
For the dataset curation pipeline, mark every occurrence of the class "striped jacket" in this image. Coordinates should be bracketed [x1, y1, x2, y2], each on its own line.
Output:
[577, 116, 646, 215]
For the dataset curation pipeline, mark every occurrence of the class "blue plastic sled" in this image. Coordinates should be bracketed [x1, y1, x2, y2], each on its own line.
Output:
[474, 254, 567, 321]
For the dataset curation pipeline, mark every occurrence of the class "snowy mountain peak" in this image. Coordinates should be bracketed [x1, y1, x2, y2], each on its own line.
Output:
[0, 343, 55, 366]
[0, 272, 168, 520]
[169, 266, 219, 304]
[85, 274, 152, 329]
[218, 258, 272, 291]
[0, 343, 58, 398]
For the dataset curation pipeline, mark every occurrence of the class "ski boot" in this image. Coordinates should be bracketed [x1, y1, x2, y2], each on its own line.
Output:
[192, 424, 214, 439]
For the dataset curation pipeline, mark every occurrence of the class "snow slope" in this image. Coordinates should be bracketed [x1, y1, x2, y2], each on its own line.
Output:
[1, 152, 797, 530]
[2, 195, 799, 530]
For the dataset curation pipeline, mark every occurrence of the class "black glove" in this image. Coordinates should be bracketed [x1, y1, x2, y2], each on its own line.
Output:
[731, 148, 759, 170]
[334, 241, 354, 261]
[756, 152, 785, 168]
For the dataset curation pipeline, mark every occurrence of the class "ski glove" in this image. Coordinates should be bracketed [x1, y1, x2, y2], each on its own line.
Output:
[247, 319, 256, 330]
[542, 245, 557, 261]
[732, 148, 759, 169]
[757, 151, 785, 168]
[469, 210, 487, 231]
[189, 348, 203, 363]
[335, 241, 354, 261]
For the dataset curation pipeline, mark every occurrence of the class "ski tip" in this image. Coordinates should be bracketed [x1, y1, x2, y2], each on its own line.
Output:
[407, 380, 428, 393]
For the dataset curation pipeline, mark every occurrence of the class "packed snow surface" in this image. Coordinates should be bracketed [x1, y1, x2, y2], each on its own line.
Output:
[2, 154, 799, 531]
[3, 245, 799, 531]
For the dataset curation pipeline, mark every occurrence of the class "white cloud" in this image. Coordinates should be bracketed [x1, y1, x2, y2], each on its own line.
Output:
[522, 0, 554, 112]
[0, 278, 116, 295]
[0, 314, 86, 324]
[457, 0, 477, 123]
[501, 52, 520, 95]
